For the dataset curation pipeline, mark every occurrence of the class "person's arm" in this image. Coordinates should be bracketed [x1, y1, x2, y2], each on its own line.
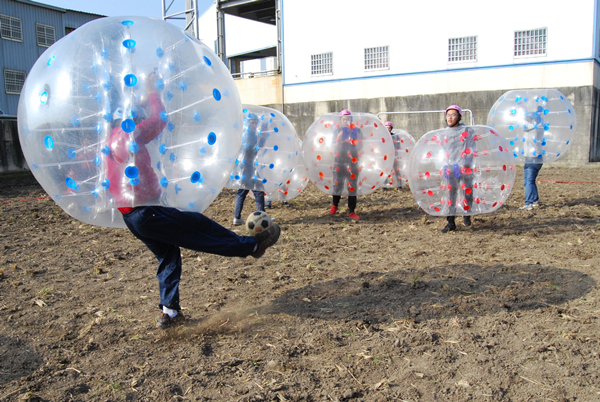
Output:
[134, 74, 167, 144]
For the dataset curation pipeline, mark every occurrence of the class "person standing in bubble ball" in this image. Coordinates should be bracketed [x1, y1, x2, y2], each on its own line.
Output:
[329, 109, 362, 220]
[232, 113, 270, 226]
[519, 108, 545, 211]
[440, 105, 474, 233]
[105, 73, 281, 330]
[384, 121, 404, 191]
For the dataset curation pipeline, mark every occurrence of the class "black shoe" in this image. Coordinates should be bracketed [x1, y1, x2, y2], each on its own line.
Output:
[156, 312, 185, 329]
[266, 203, 272, 209]
[463, 216, 471, 227]
[441, 223, 456, 233]
[251, 224, 281, 258]
[283, 201, 290, 207]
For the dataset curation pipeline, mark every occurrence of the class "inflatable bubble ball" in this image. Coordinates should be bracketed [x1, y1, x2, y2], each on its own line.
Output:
[18, 16, 242, 228]
[266, 138, 309, 202]
[408, 125, 516, 216]
[303, 112, 394, 196]
[383, 129, 415, 188]
[486, 89, 577, 163]
[246, 211, 272, 235]
[226, 105, 300, 194]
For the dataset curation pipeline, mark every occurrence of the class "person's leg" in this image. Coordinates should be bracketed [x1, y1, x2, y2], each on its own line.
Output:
[253, 190, 266, 212]
[123, 208, 182, 312]
[523, 163, 541, 205]
[134, 206, 258, 257]
[531, 164, 543, 204]
[234, 189, 249, 220]
[348, 196, 357, 213]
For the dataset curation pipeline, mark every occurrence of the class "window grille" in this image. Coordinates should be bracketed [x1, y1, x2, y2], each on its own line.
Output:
[311, 52, 333, 76]
[448, 36, 477, 62]
[0, 14, 23, 42]
[514, 28, 547, 57]
[4, 69, 26, 94]
[36, 23, 56, 47]
[364, 46, 389, 70]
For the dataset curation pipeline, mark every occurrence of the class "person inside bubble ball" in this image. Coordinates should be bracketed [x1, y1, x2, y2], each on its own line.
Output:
[519, 108, 544, 211]
[232, 113, 273, 226]
[440, 105, 475, 233]
[329, 109, 363, 220]
[384, 120, 403, 191]
[105, 72, 281, 330]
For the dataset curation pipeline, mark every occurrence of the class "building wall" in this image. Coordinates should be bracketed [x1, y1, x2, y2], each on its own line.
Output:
[282, 0, 595, 88]
[235, 74, 282, 105]
[0, 0, 103, 115]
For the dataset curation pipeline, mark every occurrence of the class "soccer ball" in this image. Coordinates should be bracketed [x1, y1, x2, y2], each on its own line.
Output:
[246, 211, 272, 236]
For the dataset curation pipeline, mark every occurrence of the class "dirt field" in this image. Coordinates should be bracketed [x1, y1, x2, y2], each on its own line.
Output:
[0, 166, 599, 402]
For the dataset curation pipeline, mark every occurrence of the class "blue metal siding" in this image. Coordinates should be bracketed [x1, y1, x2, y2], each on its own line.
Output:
[0, 0, 103, 115]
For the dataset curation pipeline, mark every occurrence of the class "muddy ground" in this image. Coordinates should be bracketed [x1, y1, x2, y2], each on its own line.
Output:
[0, 166, 599, 402]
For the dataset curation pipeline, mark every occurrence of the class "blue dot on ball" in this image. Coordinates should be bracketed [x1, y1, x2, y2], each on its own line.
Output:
[121, 119, 135, 133]
[121, 20, 134, 26]
[122, 39, 136, 49]
[208, 132, 217, 145]
[124, 74, 137, 87]
[213, 88, 221, 101]
[44, 135, 54, 149]
[203, 56, 212, 66]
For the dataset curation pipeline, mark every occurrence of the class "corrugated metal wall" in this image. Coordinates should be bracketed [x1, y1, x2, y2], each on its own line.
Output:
[0, 0, 103, 116]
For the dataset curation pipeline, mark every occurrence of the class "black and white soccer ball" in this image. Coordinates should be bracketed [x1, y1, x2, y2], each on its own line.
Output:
[246, 211, 272, 236]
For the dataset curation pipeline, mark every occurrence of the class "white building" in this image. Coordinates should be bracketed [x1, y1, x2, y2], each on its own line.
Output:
[204, 0, 600, 166]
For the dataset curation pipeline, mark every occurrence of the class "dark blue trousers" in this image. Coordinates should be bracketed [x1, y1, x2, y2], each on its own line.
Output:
[122, 206, 257, 311]
[234, 189, 265, 219]
[523, 163, 543, 205]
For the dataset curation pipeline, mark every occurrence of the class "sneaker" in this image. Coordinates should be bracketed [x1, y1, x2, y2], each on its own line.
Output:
[156, 312, 185, 329]
[519, 204, 533, 211]
[270, 217, 276, 222]
[441, 223, 456, 233]
[266, 202, 272, 209]
[463, 216, 472, 227]
[532, 201, 540, 207]
[283, 201, 290, 207]
[348, 212, 360, 220]
[251, 224, 281, 258]
[233, 217, 245, 226]
[329, 205, 338, 215]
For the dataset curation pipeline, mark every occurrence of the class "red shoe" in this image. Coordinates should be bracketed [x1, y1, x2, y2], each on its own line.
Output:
[329, 205, 338, 215]
[349, 212, 360, 220]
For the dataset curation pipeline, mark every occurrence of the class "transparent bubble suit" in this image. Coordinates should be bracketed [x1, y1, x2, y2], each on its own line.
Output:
[18, 17, 242, 228]
[226, 105, 300, 194]
[303, 113, 394, 196]
[266, 138, 309, 202]
[486, 89, 577, 163]
[408, 125, 516, 216]
[383, 129, 415, 188]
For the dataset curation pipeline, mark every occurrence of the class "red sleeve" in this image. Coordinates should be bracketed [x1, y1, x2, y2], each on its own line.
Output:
[134, 93, 167, 145]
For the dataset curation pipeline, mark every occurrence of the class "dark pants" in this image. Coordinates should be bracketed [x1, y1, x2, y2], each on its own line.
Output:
[122, 206, 257, 311]
[332, 195, 357, 213]
[234, 189, 266, 219]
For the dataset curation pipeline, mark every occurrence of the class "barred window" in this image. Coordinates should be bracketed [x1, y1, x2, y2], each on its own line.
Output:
[311, 52, 333, 76]
[4, 69, 26, 94]
[364, 46, 389, 70]
[36, 23, 56, 47]
[448, 36, 477, 62]
[514, 28, 547, 57]
[1, 14, 23, 42]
